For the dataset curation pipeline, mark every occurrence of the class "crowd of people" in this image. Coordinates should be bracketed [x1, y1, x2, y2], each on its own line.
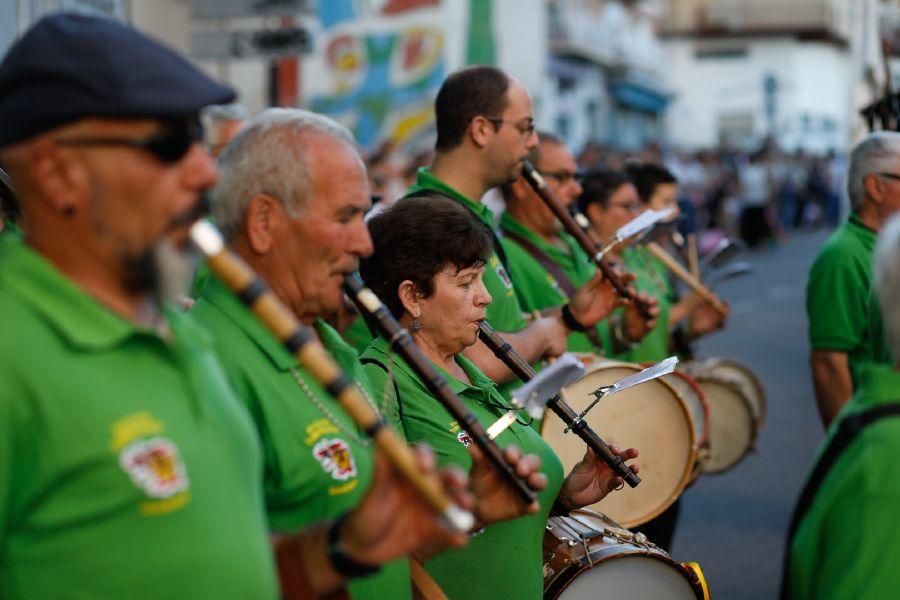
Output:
[1, 11, 899, 600]
[365, 133, 847, 254]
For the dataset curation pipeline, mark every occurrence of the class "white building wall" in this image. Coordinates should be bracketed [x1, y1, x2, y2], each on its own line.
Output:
[664, 36, 852, 152]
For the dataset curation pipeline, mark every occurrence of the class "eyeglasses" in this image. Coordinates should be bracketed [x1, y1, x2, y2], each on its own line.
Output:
[485, 116, 536, 137]
[56, 119, 204, 164]
[877, 172, 900, 182]
[539, 170, 583, 185]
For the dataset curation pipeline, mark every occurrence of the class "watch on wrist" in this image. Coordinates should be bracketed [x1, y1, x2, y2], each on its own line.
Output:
[561, 303, 587, 332]
[326, 514, 383, 579]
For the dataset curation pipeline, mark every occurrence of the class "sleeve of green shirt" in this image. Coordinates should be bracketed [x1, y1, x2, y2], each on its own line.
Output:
[806, 245, 869, 352]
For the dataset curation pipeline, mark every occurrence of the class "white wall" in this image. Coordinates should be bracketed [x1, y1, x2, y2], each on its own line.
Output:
[664, 36, 852, 152]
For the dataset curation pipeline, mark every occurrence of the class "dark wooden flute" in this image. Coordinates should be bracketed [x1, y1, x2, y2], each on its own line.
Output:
[189, 221, 473, 532]
[477, 321, 640, 488]
[521, 160, 654, 320]
[343, 274, 537, 505]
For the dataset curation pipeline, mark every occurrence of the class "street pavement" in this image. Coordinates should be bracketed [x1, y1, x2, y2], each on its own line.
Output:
[670, 229, 833, 600]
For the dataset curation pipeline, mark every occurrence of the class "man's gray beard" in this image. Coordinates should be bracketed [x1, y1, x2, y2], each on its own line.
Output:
[123, 239, 198, 307]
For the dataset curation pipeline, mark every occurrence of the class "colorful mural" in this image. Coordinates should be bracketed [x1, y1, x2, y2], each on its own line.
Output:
[307, 0, 495, 150]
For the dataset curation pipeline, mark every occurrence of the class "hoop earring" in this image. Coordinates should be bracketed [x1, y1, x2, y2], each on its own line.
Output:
[410, 319, 422, 333]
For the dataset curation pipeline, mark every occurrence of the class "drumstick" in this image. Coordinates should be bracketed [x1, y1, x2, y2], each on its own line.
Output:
[687, 233, 700, 279]
[342, 274, 537, 504]
[189, 221, 474, 532]
[645, 242, 729, 318]
[477, 321, 641, 488]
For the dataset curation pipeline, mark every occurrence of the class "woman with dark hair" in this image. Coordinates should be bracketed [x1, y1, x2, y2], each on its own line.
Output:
[358, 194, 637, 600]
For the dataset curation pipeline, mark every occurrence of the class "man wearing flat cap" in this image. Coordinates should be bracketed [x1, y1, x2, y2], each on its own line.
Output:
[0, 13, 466, 599]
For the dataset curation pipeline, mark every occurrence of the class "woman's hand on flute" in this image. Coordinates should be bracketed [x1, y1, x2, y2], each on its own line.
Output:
[555, 445, 640, 510]
[342, 445, 472, 566]
[622, 291, 660, 341]
[466, 443, 547, 526]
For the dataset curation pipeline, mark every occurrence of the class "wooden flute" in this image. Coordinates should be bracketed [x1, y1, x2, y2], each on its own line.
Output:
[343, 274, 538, 505]
[521, 160, 655, 320]
[477, 321, 640, 488]
[189, 221, 474, 533]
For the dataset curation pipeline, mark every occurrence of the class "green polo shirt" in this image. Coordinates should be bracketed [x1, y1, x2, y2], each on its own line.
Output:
[192, 276, 410, 600]
[359, 337, 565, 600]
[499, 213, 612, 355]
[806, 214, 882, 386]
[619, 246, 672, 363]
[0, 236, 278, 599]
[409, 168, 528, 335]
[786, 363, 900, 599]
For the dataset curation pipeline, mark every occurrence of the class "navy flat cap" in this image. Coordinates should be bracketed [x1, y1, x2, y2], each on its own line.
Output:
[0, 12, 236, 148]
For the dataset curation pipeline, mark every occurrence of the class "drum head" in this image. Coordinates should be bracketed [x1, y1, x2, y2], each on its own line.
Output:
[559, 555, 702, 600]
[701, 357, 766, 430]
[543, 361, 695, 528]
[689, 375, 754, 474]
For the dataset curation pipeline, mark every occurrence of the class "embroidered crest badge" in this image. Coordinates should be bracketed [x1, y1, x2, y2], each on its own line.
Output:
[457, 430, 473, 447]
[313, 438, 358, 481]
[119, 437, 189, 499]
[495, 264, 514, 289]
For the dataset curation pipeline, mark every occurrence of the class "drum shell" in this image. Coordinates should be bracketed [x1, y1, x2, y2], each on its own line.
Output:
[543, 509, 707, 600]
[543, 359, 695, 528]
[660, 370, 710, 484]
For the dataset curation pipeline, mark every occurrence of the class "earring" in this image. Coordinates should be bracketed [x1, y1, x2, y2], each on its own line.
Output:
[410, 318, 422, 333]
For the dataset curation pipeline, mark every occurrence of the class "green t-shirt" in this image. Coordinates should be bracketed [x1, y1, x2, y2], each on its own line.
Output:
[806, 214, 882, 385]
[191, 276, 410, 600]
[409, 168, 528, 335]
[359, 337, 565, 600]
[499, 213, 612, 355]
[620, 246, 673, 363]
[0, 237, 278, 599]
[786, 363, 900, 599]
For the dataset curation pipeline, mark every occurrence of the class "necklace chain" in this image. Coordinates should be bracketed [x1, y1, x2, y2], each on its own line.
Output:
[289, 367, 384, 447]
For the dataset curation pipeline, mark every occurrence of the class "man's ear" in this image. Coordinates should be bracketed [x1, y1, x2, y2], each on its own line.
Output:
[397, 279, 422, 318]
[469, 116, 495, 149]
[864, 172, 885, 204]
[244, 193, 282, 254]
[32, 142, 87, 217]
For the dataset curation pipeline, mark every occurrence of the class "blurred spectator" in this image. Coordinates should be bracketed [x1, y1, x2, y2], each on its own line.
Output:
[201, 103, 247, 157]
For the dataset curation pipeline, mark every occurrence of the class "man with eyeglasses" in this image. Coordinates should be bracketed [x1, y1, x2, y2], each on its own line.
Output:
[807, 132, 900, 427]
[392, 66, 629, 394]
[0, 13, 468, 599]
[497, 132, 656, 358]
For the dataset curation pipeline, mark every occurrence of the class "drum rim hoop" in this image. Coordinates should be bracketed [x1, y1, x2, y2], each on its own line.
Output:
[698, 357, 766, 427]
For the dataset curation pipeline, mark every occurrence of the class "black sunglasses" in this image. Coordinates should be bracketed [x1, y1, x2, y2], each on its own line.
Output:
[56, 119, 204, 164]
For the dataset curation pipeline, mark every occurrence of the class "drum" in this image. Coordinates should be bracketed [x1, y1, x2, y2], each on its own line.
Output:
[683, 361, 757, 474]
[700, 357, 766, 431]
[659, 370, 710, 484]
[543, 509, 709, 599]
[542, 360, 695, 528]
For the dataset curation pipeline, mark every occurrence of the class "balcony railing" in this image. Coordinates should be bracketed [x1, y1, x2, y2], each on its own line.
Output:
[661, 0, 848, 40]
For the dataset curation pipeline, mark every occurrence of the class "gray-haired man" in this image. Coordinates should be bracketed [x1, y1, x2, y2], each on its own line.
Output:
[807, 132, 900, 426]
